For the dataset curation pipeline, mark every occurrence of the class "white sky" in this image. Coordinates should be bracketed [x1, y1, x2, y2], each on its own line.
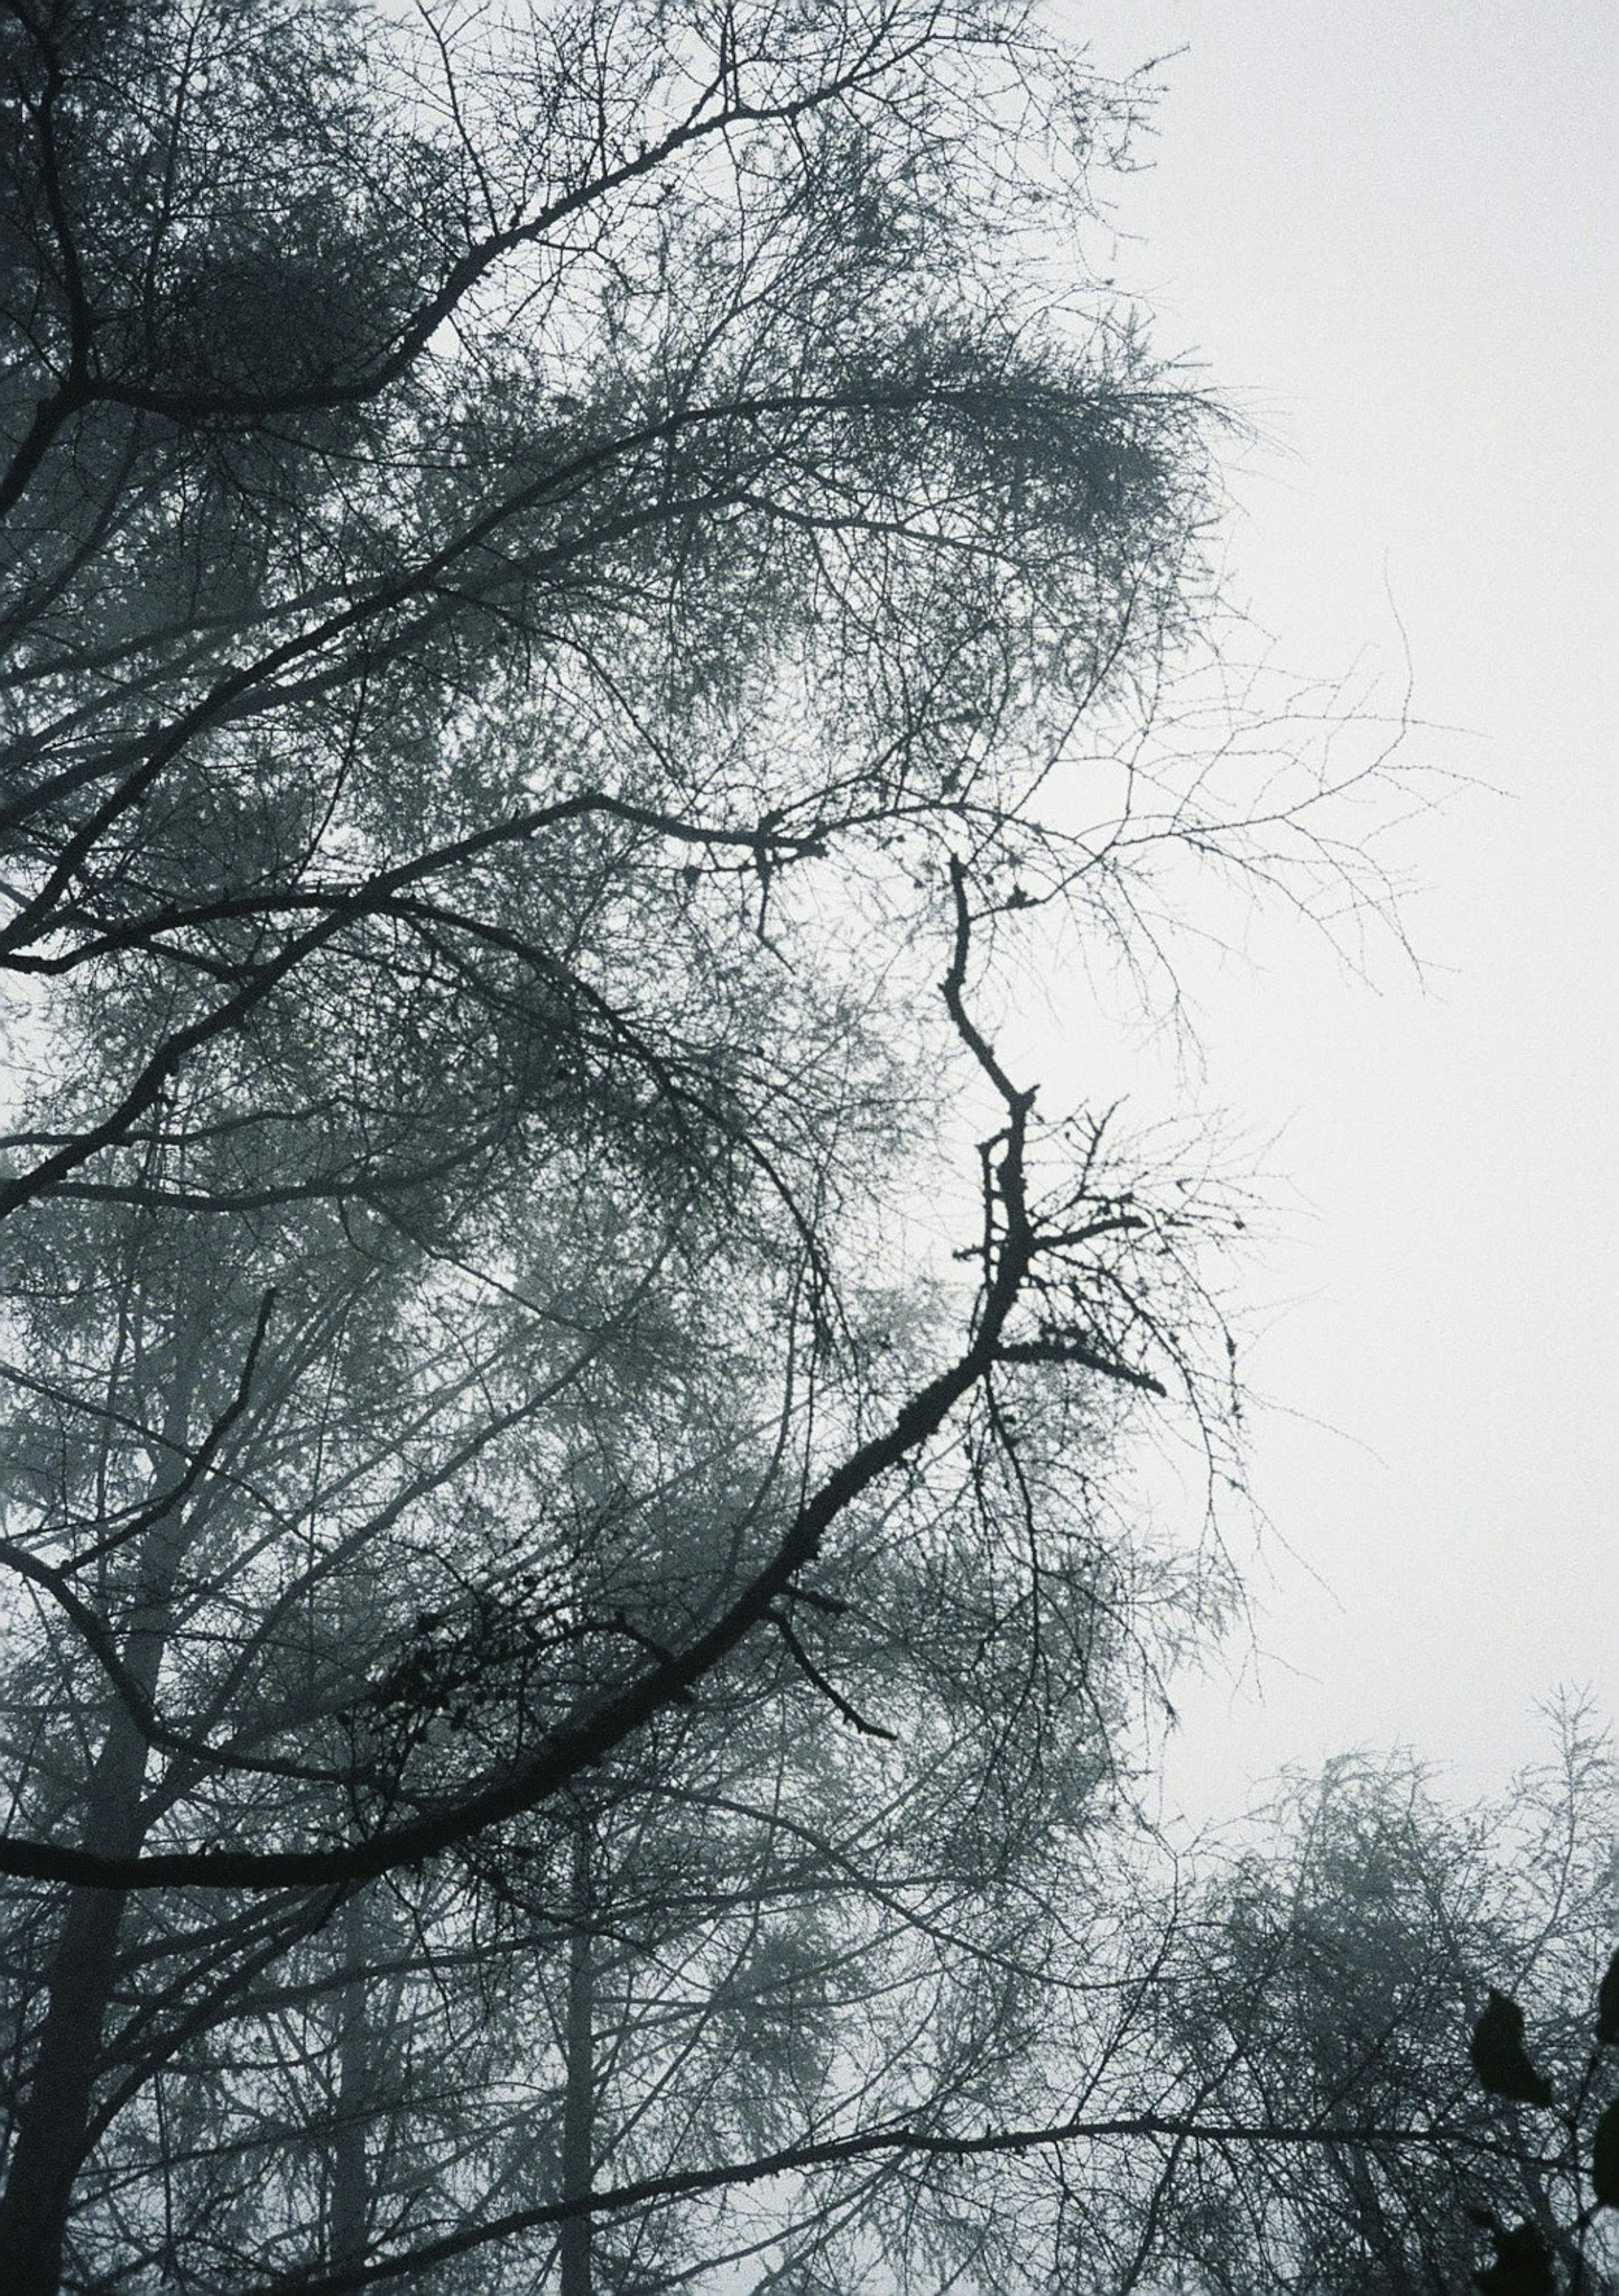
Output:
[1046, 0, 1618, 1819]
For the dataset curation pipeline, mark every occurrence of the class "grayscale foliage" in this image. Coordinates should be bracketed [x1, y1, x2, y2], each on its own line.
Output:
[0, 2, 1602, 2292]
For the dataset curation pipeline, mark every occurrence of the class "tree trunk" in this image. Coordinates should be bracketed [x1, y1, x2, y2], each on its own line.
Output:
[0, 1360, 200, 2296]
[557, 1816, 595, 2296]
[0, 1664, 160, 2290]
[329, 1892, 372, 2266]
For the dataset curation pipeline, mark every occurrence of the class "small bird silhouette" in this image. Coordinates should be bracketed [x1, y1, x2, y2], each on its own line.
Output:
[1470, 2215, 1556, 2296]
[1469, 1988, 1553, 2107]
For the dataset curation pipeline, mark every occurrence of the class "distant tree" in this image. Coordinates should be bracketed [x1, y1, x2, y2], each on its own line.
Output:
[0, 0, 1400, 2290]
[1114, 1714, 1618, 2296]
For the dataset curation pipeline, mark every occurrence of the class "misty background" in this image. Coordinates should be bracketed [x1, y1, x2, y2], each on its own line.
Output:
[1065, 0, 1618, 1820]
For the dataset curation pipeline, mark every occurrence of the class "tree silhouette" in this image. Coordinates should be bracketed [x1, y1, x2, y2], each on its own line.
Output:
[0, 1, 1420, 2288]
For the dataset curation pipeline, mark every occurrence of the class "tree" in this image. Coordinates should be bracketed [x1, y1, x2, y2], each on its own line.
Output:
[1119, 1714, 1619, 2296]
[0, 1145, 1230, 2289]
[0, 1, 1398, 2289]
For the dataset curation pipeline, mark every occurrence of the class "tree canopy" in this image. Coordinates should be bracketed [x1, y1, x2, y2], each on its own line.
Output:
[0, 1, 1600, 2291]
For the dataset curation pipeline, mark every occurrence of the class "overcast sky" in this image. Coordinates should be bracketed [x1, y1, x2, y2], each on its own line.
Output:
[1046, 0, 1618, 1820]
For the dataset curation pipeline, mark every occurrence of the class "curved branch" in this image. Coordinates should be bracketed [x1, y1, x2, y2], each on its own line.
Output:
[243, 2107, 1558, 2296]
[0, 905, 1040, 1890]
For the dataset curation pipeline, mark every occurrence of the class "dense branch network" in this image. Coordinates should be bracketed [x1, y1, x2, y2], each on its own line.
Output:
[0, 5, 1563, 2295]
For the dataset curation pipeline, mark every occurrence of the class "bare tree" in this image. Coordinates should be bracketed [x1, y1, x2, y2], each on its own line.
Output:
[1089, 1718, 1618, 2296]
[0, 2, 1425, 2290]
